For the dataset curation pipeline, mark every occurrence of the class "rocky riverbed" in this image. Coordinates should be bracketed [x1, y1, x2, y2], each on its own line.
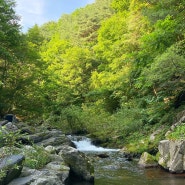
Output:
[66, 135, 185, 185]
[0, 119, 94, 185]
[0, 114, 185, 185]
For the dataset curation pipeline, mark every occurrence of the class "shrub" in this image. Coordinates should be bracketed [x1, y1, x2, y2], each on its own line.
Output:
[167, 124, 185, 140]
[22, 145, 51, 169]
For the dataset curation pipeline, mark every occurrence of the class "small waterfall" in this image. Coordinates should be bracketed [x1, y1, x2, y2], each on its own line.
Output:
[68, 135, 119, 152]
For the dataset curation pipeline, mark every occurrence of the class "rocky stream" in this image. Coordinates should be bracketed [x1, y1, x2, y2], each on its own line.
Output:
[0, 115, 185, 185]
[69, 136, 185, 185]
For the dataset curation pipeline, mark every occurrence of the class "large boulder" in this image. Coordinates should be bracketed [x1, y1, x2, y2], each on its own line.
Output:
[44, 145, 56, 154]
[27, 129, 74, 147]
[59, 145, 94, 182]
[1, 123, 93, 184]
[20, 129, 74, 147]
[8, 167, 66, 185]
[25, 131, 52, 144]
[138, 152, 158, 167]
[158, 140, 185, 173]
[45, 161, 70, 183]
[37, 135, 74, 147]
[0, 155, 25, 185]
[158, 140, 170, 169]
[23, 130, 62, 144]
[5, 122, 18, 132]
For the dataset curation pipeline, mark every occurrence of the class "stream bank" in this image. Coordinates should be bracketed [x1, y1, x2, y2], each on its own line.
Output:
[1, 116, 185, 185]
[70, 136, 185, 185]
[0, 120, 94, 185]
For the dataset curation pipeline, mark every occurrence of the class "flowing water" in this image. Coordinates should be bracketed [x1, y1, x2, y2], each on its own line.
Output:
[68, 136, 185, 185]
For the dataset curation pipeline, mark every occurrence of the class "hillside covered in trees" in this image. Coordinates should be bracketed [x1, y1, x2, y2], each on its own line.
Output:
[0, 0, 185, 153]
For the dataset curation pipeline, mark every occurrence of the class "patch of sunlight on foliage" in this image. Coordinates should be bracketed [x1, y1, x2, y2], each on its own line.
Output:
[167, 124, 185, 140]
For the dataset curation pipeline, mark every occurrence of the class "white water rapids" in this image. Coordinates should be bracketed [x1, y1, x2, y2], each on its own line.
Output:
[68, 135, 119, 152]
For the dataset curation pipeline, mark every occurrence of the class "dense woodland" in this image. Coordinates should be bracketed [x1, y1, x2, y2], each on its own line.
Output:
[0, 0, 185, 153]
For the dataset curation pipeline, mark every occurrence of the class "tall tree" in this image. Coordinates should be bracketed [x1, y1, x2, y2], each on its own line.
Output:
[43, 0, 114, 47]
[0, 0, 21, 114]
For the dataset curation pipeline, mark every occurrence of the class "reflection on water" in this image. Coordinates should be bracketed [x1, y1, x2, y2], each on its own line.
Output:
[68, 136, 185, 185]
[95, 152, 185, 185]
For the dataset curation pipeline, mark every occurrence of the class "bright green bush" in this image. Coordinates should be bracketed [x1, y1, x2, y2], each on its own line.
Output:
[167, 124, 185, 140]
[22, 145, 51, 169]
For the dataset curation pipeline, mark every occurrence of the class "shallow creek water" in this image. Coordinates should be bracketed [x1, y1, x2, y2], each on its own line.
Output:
[68, 136, 185, 185]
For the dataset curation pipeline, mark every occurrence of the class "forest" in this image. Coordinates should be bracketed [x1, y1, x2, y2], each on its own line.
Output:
[0, 0, 185, 153]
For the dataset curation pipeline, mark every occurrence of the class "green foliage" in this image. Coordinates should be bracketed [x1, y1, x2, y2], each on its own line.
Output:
[142, 0, 185, 28]
[0, 0, 20, 48]
[0, 127, 22, 147]
[34, 0, 185, 151]
[1, 0, 185, 153]
[136, 41, 185, 109]
[0, 162, 20, 182]
[26, 24, 44, 48]
[40, 0, 113, 47]
[141, 16, 180, 55]
[46, 105, 85, 134]
[0, 0, 21, 114]
[0, 169, 6, 182]
[167, 124, 185, 140]
[0, 126, 23, 181]
[0, 0, 47, 116]
[0, 145, 21, 181]
[111, 0, 130, 12]
[22, 145, 51, 169]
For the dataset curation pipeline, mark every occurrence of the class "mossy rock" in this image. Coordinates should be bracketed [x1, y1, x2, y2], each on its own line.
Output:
[138, 152, 158, 168]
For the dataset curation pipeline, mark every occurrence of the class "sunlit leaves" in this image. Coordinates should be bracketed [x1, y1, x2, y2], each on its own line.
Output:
[111, 0, 130, 12]
[135, 41, 185, 102]
[142, 16, 179, 54]
[60, 47, 95, 98]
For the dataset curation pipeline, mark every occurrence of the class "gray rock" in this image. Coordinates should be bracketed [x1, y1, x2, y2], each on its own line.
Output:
[2, 125, 93, 184]
[47, 129, 63, 137]
[59, 145, 94, 182]
[5, 122, 18, 132]
[8, 176, 35, 185]
[45, 146, 56, 154]
[46, 161, 69, 171]
[37, 135, 73, 147]
[0, 155, 25, 185]
[30, 176, 63, 185]
[20, 167, 38, 177]
[158, 140, 170, 170]
[0, 120, 8, 126]
[169, 140, 185, 173]
[31, 168, 65, 185]
[158, 140, 185, 173]
[21, 129, 63, 144]
[138, 152, 158, 168]
[45, 161, 70, 183]
[49, 154, 64, 163]
[26, 131, 52, 144]
[9, 168, 66, 185]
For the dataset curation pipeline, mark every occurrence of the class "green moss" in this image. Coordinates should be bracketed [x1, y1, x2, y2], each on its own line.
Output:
[155, 152, 160, 161]
[167, 124, 185, 140]
[147, 154, 156, 163]
[125, 139, 149, 154]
